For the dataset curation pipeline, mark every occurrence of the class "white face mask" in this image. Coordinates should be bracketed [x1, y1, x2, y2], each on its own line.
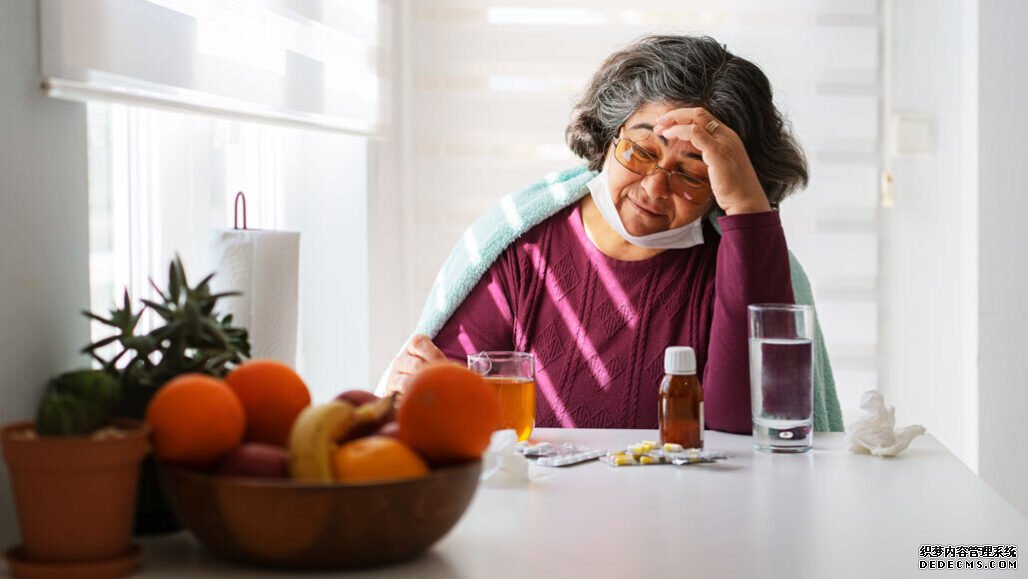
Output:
[586, 161, 705, 250]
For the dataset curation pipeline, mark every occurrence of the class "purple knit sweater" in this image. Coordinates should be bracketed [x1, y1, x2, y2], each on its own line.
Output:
[434, 203, 794, 434]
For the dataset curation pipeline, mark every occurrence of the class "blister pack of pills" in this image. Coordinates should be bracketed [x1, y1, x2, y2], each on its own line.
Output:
[599, 440, 729, 467]
[516, 441, 606, 467]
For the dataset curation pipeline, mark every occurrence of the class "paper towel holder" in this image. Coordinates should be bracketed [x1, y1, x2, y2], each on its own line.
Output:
[234, 191, 248, 230]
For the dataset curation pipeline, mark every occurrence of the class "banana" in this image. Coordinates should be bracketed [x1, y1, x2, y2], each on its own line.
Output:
[288, 401, 356, 482]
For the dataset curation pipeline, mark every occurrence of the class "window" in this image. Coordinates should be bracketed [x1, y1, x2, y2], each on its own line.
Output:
[87, 102, 370, 400]
[43, 0, 390, 399]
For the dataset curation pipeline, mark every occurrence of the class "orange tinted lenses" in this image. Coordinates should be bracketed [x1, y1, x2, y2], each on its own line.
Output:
[613, 137, 711, 204]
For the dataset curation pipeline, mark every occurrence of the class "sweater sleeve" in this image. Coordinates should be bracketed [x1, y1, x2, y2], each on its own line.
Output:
[703, 211, 794, 434]
[433, 247, 518, 362]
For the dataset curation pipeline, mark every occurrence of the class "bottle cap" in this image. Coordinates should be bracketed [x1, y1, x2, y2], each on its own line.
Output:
[664, 346, 696, 375]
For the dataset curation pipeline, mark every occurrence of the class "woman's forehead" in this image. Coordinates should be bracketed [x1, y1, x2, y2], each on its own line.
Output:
[627, 101, 681, 121]
[623, 104, 704, 161]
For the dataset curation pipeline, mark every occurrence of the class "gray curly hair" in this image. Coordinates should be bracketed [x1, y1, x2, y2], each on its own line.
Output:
[565, 35, 808, 205]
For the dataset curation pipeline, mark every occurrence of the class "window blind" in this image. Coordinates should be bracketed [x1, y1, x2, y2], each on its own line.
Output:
[41, 0, 390, 135]
[402, 0, 881, 417]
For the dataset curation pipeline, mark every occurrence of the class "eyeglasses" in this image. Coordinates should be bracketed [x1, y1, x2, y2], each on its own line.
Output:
[612, 134, 712, 204]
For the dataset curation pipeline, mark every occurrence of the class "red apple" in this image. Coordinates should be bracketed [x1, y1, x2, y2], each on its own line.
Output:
[336, 389, 379, 407]
[215, 443, 290, 479]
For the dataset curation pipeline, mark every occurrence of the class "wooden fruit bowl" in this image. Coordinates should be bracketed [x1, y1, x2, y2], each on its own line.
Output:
[160, 461, 481, 570]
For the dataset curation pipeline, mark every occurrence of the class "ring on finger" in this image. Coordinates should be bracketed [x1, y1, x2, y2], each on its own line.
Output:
[704, 120, 721, 135]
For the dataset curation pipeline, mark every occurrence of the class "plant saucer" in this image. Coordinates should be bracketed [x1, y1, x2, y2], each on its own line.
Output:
[3, 544, 140, 579]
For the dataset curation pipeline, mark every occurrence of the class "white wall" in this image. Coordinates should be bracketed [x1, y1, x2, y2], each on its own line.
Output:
[0, 0, 91, 547]
[882, 0, 978, 466]
[886, 0, 1028, 515]
[977, 0, 1028, 516]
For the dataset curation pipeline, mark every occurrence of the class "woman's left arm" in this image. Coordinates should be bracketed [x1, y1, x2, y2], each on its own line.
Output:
[704, 213, 794, 432]
[656, 107, 795, 433]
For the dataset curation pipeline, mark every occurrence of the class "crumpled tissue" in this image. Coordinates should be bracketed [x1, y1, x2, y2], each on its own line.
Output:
[479, 430, 531, 486]
[845, 390, 926, 457]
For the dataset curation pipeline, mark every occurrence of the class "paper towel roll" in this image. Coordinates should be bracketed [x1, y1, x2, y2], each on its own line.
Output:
[210, 229, 301, 367]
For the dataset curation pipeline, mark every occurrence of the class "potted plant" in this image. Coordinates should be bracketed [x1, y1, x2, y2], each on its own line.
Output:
[83, 257, 251, 534]
[1, 370, 149, 578]
[1, 256, 250, 575]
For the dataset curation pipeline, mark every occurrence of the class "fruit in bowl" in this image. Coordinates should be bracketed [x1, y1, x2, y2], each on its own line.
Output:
[149, 361, 500, 569]
[336, 390, 396, 440]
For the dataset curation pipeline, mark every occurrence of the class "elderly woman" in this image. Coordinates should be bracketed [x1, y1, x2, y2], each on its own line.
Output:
[382, 35, 844, 434]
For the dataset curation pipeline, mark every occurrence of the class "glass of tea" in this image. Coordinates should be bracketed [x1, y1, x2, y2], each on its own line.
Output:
[467, 351, 536, 442]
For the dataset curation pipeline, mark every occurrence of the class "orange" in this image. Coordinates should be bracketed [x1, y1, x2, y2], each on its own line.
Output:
[332, 436, 429, 483]
[146, 373, 245, 467]
[396, 363, 501, 465]
[225, 359, 311, 447]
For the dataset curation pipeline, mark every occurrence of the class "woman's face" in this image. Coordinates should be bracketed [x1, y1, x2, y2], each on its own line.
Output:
[606, 102, 714, 236]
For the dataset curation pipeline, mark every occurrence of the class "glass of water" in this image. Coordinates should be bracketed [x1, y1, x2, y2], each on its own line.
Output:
[748, 304, 816, 453]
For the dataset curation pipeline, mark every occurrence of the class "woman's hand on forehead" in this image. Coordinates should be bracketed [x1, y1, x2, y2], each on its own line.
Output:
[649, 106, 771, 216]
[652, 107, 719, 133]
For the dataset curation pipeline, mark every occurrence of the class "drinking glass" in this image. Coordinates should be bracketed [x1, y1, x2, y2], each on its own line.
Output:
[467, 352, 536, 442]
[748, 304, 816, 453]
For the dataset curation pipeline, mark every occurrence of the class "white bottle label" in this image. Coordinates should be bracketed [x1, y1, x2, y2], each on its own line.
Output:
[699, 401, 704, 441]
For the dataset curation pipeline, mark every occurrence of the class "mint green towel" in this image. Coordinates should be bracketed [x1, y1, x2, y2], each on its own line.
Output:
[416, 166, 845, 432]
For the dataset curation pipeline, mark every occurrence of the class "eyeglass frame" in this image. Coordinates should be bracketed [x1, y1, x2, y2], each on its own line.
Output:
[610, 131, 712, 203]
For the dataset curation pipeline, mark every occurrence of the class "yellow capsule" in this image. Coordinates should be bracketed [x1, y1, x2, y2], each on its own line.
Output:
[614, 455, 634, 466]
[663, 443, 684, 453]
[640, 455, 659, 465]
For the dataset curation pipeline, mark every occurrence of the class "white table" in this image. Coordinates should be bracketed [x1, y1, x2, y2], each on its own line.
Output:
[90, 430, 1028, 577]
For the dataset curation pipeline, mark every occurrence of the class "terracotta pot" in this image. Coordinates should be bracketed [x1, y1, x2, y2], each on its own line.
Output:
[1, 420, 150, 562]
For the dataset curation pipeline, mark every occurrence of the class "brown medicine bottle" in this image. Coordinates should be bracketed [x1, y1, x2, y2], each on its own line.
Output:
[658, 346, 704, 449]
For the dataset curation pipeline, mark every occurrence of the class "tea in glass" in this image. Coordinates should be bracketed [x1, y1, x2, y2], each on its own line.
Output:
[484, 376, 536, 442]
[468, 352, 536, 442]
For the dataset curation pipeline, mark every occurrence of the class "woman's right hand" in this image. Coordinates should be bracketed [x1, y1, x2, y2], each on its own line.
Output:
[379, 334, 449, 396]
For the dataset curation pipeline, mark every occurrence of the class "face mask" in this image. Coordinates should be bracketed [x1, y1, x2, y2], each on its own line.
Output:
[586, 161, 705, 250]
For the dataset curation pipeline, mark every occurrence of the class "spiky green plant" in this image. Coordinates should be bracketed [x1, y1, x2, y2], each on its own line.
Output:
[35, 257, 249, 436]
[83, 255, 251, 391]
